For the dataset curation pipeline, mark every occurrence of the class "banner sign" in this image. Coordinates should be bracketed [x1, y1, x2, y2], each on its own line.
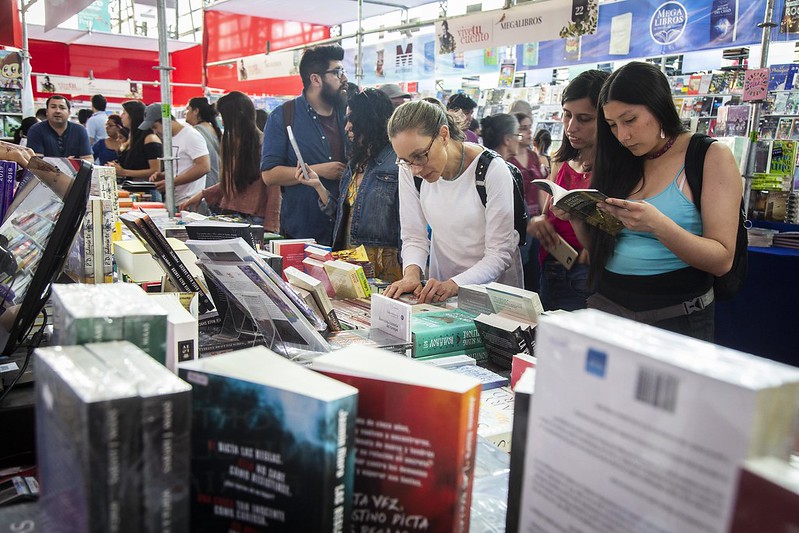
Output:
[435, 0, 598, 54]
[343, 35, 435, 86]
[237, 50, 301, 82]
[45, 0, 93, 32]
[77, 0, 111, 32]
[36, 74, 142, 99]
[515, 0, 766, 72]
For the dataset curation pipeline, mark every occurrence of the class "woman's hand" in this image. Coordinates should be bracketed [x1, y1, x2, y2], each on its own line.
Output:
[312, 161, 347, 180]
[598, 198, 667, 233]
[527, 215, 559, 250]
[295, 163, 322, 187]
[383, 275, 423, 300]
[178, 190, 203, 212]
[418, 278, 459, 304]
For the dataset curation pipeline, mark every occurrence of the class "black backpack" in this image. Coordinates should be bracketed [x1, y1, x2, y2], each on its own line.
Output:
[684, 133, 749, 300]
[414, 149, 529, 246]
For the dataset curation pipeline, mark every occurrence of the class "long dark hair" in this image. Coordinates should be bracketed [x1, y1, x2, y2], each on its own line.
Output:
[188, 96, 222, 140]
[121, 100, 151, 165]
[216, 91, 261, 197]
[552, 70, 609, 164]
[588, 61, 688, 283]
[348, 88, 394, 171]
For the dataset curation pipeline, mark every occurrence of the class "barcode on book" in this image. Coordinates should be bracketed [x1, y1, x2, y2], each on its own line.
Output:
[634, 367, 679, 412]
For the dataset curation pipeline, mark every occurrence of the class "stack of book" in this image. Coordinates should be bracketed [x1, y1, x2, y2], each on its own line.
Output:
[36, 341, 191, 533]
[65, 196, 114, 284]
[411, 308, 485, 361]
[772, 231, 799, 249]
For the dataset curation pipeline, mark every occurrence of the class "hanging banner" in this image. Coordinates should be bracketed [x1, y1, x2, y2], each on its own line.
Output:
[36, 74, 143, 99]
[77, 0, 111, 32]
[44, 0, 93, 32]
[435, 0, 598, 55]
[237, 50, 301, 82]
[344, 35, 434, 87]
[516, 0, 766, 72]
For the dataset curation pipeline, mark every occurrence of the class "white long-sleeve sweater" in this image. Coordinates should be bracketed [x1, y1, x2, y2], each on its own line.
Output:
[399, 154, 523, 288]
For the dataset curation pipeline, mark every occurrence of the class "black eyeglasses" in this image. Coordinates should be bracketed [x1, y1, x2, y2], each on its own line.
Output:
[322, 67, 347, 80]
[396, 134, 438, 170]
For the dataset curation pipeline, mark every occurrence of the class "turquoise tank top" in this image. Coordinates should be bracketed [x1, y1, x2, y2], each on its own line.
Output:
[606, 166, 703, 276]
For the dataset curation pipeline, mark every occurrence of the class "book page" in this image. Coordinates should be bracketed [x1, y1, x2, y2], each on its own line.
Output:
[556, 191, 624, 235]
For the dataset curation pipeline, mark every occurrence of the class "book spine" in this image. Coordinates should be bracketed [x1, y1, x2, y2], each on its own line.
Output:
[141, 390, 192, 533]
[353, 267, 371, 298]
[322, 396, 357, 532]
[505, 389, 532, 533]
[91, 199, 104, 283]
[101, 200, 114, 283]
[122, 315, 168, 366]
[453, 386, 480, 533]
[84, 210, 95, 283]
[137, 215, 214, 313]
[2, 160, 14, 220]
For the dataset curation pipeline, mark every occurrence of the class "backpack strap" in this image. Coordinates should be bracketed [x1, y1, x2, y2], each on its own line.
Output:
[683, 133, 716, 212]
[474, 149, 498, 206]
[281, 98, 296, 130]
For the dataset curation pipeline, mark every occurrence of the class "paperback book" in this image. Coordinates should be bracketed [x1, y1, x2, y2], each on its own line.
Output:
[531, 179, 623, 234]
[180, 347, 358, 532]
[313, 346, 481, 533]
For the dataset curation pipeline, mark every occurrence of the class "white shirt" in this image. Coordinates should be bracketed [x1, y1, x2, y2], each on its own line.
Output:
[399, 153, 523, 288]
[85, 111, 108, 143]
[171, 124, 209, 204]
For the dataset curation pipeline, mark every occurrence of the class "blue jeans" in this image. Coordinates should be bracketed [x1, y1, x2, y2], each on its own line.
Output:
[539, 258, 592, 311]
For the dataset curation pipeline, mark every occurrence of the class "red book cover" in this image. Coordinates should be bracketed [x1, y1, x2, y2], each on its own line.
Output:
[273, 239, 313, 280]
[314, 347, 481, 533]
[511, 353, 536, 389]
[303, 257, 336, 297]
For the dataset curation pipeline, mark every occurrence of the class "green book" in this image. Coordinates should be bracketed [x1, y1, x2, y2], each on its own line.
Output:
[411, 308, 483, 358]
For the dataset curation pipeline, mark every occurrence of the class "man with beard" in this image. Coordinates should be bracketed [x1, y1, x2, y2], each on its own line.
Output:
[26, 95, 92, 160]
[261, 45, 348, 245]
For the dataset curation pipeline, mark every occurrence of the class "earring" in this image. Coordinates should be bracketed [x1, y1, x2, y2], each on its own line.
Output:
[660, 128, 665, 139]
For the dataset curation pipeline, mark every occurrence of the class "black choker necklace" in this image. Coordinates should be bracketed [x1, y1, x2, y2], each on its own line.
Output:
[645, 136, 677, 160]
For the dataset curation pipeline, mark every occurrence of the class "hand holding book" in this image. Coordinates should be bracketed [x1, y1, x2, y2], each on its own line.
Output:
[531, 179, 624, 235]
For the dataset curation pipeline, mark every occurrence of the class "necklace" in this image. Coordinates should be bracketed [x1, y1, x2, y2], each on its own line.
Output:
[645, 135, 677, 159]
[445, 143, 466, 180]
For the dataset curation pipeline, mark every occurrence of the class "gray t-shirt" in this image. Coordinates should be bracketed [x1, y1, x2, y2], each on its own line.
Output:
[194, 124, 220, 188]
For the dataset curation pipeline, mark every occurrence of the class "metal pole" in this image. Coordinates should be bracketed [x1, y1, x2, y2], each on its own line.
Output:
[356, 0, 363, 87]
[19, 0, 37, 117]
[155, 0, 176, 216]
[743, 0, 777, 215]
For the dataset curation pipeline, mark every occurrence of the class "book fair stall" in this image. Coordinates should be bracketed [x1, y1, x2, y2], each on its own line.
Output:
[0, 0, 799, 531]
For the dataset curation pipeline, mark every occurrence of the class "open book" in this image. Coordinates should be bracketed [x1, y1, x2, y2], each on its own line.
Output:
[532, 179, 624, 235]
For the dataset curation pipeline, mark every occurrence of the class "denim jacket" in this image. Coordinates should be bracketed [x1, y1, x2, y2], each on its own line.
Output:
[261, 92, 346, 245]
[321, 144, 401, 249]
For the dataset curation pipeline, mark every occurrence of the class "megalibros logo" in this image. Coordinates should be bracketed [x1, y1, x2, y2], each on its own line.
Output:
[650, 1, 688, 45]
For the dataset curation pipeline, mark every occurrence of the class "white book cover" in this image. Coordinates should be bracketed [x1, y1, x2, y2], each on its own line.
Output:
[519, 309, 799, 533]
[609, 12, 633, 55]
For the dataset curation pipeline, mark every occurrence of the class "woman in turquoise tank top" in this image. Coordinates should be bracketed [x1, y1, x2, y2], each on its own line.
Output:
[571, 62, 741, 341]
[528, 70, 609, 311]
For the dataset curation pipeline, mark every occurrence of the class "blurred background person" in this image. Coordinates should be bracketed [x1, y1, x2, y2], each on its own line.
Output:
[77, 108, 92, 127]
[296, 88, 401, 281]
[111, 100, 163, 182]
[447, 93, 479, 143]
[185, 96, 221, 188]
[378, 83, 411, 109]
[92, 114, 127, 165]
[12, 116, 38, 146]
[180, 91, 280, 231]
[255, 109, 268, 132]
[533, 128, 552, 178]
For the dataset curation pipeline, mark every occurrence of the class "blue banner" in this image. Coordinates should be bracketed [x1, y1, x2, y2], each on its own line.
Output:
[516, 0, 768, 71]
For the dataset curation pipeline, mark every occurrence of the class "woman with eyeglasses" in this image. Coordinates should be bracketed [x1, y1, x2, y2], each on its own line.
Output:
[92, 114, 128, 165]
[295, 88, 401, 281]
[383, 100, 522, 304]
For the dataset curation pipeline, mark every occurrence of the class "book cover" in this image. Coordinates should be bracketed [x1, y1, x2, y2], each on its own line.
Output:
[284, 266, 341, 331]
[313, 346, 481, 533]
[725, 105, 750, 136]
[686, 75, 702, 95]
[531, 179, 623, 235]
[87, 341, 192, 533]
[302, 257, 336, 297]
[35, 345, 142, 533]
[608, 12, 632, 55]
[768, 64, 798, 91]
[729, 457, 799, 532]
[781, 0, 799, 34]
[456, 284, 495, 316]
[777, 118, 794, 140]
[180, 347, 358, 532]
[710, 0, 737, 43]
[148, 293, 199, 371]
[485, 282, 544, 324]
[272, 238, 314, 280]
[519, 309, 799, 532]
[476, 386, 514, 451]
[770, 140, 798, 174]
[411, 308, 483, 358]
[511, 352, 537, 390]
[185, 220, 259, 251]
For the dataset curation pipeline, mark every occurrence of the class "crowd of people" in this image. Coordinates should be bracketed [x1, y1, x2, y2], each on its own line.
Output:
[5, 45, 742, 340]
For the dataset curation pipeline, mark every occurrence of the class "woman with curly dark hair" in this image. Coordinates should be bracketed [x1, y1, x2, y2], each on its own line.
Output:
[180, 91, 281, 231]
[296, 88, 401, 281]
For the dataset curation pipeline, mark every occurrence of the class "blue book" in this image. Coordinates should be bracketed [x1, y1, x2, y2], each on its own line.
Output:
[179, 347, 358, 532]
[768, 64, 799, 91]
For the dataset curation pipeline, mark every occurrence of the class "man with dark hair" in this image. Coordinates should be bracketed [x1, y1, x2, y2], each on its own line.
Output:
[261, 44, 349, 245]
[35, 108, 46, 121]
[26, 95, 92, 160]
[86, 93, 109, 144]
[447, 93, 479, 143]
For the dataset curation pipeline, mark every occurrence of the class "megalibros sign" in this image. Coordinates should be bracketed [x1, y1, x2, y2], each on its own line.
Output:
[435, 0, 598, 54]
